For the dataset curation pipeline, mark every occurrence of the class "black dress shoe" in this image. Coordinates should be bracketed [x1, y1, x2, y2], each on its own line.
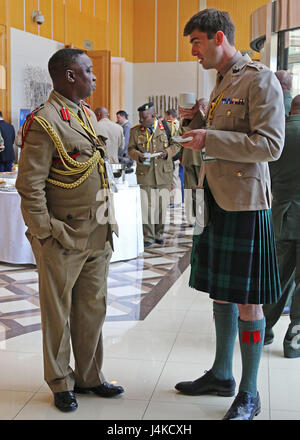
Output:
[144, 241, 153, 248]
[54, 391, 78, 412]
[74, 381, 124, 398]
[175, 370, 235, 397]
[155, 238, 164, 245]
[223, 391, 261, 420]
[264, 328, 274, 345]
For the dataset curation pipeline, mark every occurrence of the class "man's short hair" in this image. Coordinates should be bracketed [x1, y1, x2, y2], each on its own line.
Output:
[48, 48, 85, 80]
[183, 8, 235, 46]
[116, 110, 128, 119]
[166, 109, 177, 119]
[0, 111, 2, 118]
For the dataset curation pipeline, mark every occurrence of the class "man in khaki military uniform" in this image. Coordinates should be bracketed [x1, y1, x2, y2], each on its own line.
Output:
[128, 102, 181, 247]
[16, 48, 124, 413]
[174, 9, 285, 420]
[165, 109, 182, 207]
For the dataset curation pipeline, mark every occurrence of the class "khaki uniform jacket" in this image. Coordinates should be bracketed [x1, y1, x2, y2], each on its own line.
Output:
[16, 90, 117, 251]
[128, 120, 181, 187]
[269, 114, 300, 239]
[193, 52, 285, 211]
[98, 117, 125, 163]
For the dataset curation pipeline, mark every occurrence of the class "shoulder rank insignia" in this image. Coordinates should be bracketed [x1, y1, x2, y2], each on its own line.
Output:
[158, 121, 164, 130]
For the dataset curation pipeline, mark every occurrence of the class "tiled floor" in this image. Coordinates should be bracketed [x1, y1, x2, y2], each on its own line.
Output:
[0, 206, 300, 420]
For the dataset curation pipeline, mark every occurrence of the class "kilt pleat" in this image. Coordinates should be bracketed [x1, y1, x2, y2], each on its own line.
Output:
[189, 190, 282, 305]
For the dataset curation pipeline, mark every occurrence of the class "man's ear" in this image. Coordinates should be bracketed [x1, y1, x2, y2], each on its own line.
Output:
[66, 69, 75, 83]
[215, 31, 224, 46]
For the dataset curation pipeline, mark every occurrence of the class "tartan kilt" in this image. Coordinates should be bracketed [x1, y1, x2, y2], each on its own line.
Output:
[189, 189, 282, 305]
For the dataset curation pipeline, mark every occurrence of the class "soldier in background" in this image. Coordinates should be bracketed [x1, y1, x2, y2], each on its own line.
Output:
[128, 102, 181, 247]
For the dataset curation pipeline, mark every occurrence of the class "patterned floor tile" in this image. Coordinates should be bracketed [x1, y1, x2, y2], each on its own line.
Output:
[0, 205, 192, 340]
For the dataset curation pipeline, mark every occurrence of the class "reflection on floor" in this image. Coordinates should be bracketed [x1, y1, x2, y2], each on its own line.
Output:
[0, 206, 193, 340]
[0, 205, 300, 420]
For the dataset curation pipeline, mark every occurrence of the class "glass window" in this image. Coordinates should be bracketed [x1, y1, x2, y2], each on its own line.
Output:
[278, 28, 300, 97]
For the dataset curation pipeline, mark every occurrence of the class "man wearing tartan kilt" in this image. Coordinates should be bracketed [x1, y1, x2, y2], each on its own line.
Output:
[175, 9, 285, 420]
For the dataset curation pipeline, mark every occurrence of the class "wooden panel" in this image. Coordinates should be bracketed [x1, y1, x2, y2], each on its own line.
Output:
[108, 0, 120, 57]
[92, 16, 108, 50]
[81, 0, 94, 16]
[25, 0, 39, 35]
[39, 0, 52, 39]
[0, 0, 6, 25]
[206, 0, 270, 53]
[95, 0, 108, 49]
[121, 0, 134, 62]
[0, 24, 8, 120]
[178, 0, 199, 61]
[133, 0, 155, 63]
[95, 0, 107, 21]
[157, 0, 177, 62]
[7, 0, 25, 30]
[65, 4, 83, 48]
[53, 0, 65, 43]
[86, 50, 111, 113]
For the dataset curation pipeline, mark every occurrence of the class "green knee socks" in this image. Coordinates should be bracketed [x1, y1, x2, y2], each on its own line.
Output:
[211, 302, 239, 380]
[238, 317, 266, 397]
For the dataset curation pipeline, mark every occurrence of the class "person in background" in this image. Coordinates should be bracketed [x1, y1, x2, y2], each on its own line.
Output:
[16, 48, 124, 413]
[275, 70, 293, 117]
[0, 111, 16, 172]
[94, 106, 125, 164]
[128, 102, 181, 247]
[116, 110, 132, 157]
[165, 109, 182, 207]
[263, 95, 300, 357]
[174, 8, 285, 420]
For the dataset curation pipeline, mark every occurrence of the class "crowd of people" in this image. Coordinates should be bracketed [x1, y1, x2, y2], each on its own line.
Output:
[0, 7, 297, 420]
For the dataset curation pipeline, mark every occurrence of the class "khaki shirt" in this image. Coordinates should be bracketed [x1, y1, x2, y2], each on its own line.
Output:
[195, 52, 285, 211]
[98, 117, 125, 163]
[16, 90, 117, 251]
[128, 120, 181, 187]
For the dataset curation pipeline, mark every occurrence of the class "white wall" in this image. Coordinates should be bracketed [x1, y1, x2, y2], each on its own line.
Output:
[10, 28, 64, 131]
[131, 61, 216, 124]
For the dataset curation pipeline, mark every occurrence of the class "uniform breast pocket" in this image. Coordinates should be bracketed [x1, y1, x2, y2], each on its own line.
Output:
[217, 160, 261, 181]
[157, 134, 169, 148]
[214, 105, 248, 131]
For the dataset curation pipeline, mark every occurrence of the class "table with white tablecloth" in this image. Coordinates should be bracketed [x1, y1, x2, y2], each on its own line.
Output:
[0, 185, 144, 265]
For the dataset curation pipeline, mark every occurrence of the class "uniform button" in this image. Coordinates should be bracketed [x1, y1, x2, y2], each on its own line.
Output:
[227, 110, 231, 116]
[236, 171, 243, 177]
[67, 214, 73, 220]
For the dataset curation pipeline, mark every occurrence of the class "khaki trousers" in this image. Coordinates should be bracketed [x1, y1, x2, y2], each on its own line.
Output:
[31, 236, 112, 393]
[140, 184, 170, 243]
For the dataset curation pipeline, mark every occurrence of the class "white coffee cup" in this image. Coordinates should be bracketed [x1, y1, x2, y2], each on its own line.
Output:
[178, 93, 196, 109]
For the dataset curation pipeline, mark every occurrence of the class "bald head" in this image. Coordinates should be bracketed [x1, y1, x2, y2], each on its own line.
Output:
[290, 95, 300, 115]
[94, 106, 109, 121]
[275, 70, 292, 93]
[198, 97, 209, 114]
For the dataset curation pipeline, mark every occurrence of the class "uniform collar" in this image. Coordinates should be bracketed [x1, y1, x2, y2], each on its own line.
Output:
[51, 90, 82, 112]
[218, 51, 241, 78]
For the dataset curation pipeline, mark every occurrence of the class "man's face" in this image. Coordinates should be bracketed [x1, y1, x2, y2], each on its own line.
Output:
[116, 114, 125, 124]
[139, 109, 155, 128]
[72, 54, 96, 99]
[190, 30, 220, 70]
